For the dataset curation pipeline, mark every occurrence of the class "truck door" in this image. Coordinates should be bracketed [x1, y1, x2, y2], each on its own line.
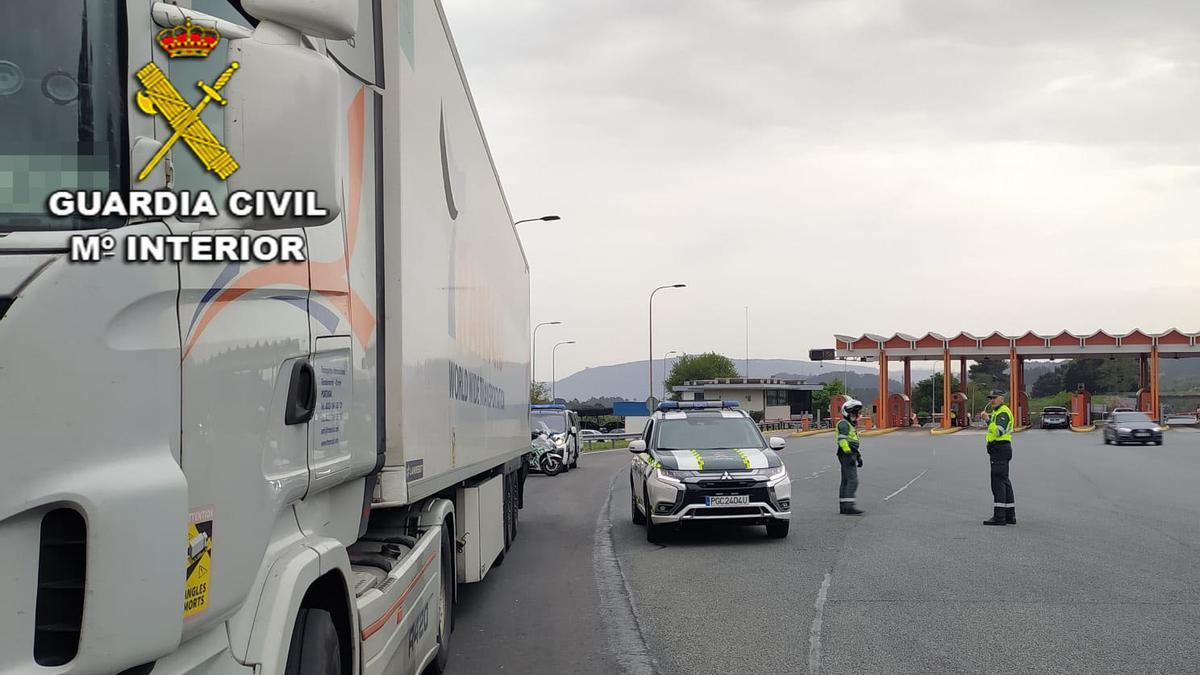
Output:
[170, 2, 316, 633]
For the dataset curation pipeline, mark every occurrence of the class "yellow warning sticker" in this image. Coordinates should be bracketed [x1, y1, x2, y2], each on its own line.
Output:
[184, 505, 214, 619]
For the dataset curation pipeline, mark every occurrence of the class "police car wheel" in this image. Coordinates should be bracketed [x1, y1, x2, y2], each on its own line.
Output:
[644, 487, 667, 543]
[766, 520, 789, 539]
[630, 478, 646, 525]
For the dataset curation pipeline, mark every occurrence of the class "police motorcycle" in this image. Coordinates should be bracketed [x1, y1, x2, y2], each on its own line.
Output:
[528, 422, 566, 476]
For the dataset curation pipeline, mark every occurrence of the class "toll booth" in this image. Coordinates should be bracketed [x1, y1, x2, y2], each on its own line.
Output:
[1070, 387, 1091, 427]
[830, 394, 848, 427]
[1137, 389, 1154, 418]
[1018, 391, 1030, 427]
[950, 393, 969, 427]
[887, 393, 911, 427]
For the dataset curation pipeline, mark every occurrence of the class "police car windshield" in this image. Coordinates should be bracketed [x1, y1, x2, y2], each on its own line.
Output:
[656, 415, 764, 450]
[530, 413, 567, 434]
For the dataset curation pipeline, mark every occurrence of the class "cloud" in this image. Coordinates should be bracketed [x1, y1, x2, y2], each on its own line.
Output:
[441, 0, 1200, 381]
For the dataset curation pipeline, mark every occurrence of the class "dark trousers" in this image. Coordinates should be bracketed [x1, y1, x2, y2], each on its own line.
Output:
[988, 442, 1015, 507]
[838, 452, 858, 504]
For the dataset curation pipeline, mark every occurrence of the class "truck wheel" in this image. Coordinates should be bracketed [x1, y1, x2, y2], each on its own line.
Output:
[766, 520, 790, 539]
[429, 524, 455, 673]
[510, 473, 519, 542]
[283, 608, 342, 675]
[631, 479, 645, 525]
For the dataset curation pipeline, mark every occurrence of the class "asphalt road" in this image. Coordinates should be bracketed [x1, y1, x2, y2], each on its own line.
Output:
[446, 428, 1200, 674]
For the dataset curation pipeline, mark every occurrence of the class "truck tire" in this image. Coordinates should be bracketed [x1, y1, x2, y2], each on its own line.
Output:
[283, 608, 342, 675]
[508, 472, 519, 543]
[429, 524, 455, 673]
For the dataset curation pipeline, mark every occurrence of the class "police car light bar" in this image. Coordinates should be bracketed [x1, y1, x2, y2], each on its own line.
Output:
[656, 400, 740, 411]
[530, 404, 567, 410]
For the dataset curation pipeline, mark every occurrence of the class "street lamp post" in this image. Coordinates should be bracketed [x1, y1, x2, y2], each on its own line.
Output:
[514, 215, 561, 226]
[662, 350, 679, 400]
[532, 321, 562, 390]
[649, 284, 687, 409]
[552, 341, 575, 401]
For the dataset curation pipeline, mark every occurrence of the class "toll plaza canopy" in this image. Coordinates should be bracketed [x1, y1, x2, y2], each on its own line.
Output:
[832, 330, 1200, 429]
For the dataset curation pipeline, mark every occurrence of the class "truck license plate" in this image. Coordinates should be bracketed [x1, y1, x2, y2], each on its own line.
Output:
[705, 495, 750, 506]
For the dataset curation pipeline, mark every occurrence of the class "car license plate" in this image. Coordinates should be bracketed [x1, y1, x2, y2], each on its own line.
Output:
[1136, 430, 1149, 436]
[705, 495, 750, 506]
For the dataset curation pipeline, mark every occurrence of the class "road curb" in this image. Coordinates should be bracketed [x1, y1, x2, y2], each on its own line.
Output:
[861, 427, 899, 437]
[1070, 425, 1096, 432]
[930, 426, 963, 436]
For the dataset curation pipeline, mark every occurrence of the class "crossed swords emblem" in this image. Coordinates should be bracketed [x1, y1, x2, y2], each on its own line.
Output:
[135, 61, 240, 182]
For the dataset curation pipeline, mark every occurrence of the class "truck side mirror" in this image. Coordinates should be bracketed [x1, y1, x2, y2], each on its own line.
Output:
[628, 440, 646, 454]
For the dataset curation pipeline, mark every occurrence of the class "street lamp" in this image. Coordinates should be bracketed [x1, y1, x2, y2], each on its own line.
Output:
[551, 341, 575, 401]
[514, 215, 561, 226]
[532, 321, 562, 388]
[662, 350, 679, 400]
[649, 283, 687, 408]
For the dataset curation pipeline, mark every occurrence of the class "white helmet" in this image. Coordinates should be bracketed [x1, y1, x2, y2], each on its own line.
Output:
[841, 398, 864, 417]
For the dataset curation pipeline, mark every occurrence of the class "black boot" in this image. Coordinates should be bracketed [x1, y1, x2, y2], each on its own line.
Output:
[1006, 507, 1016, 525]
[840, 503, 865, 515]
[983, 506, 1007, 526]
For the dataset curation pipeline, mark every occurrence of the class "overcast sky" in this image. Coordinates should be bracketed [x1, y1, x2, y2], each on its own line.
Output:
[441, 0, 1200, 382]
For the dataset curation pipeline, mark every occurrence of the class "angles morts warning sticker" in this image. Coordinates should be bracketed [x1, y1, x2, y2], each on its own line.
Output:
[185, 505, 214, 619]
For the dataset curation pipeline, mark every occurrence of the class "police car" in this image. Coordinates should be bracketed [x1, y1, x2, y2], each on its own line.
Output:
[530, 404, 581, 470]
[629, 400, 791, 542]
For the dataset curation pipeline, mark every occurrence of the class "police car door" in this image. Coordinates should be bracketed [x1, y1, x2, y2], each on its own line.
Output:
[631, 419, 655, 509]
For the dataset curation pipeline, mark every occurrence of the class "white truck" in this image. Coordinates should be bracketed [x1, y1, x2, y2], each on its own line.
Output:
[0, 1, 529, 673]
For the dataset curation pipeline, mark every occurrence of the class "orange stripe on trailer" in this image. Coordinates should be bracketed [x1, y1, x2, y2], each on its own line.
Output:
[360, 554, 438, 641]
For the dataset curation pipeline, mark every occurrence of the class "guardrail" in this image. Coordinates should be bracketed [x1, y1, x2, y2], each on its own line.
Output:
[581, 432, 640, 452]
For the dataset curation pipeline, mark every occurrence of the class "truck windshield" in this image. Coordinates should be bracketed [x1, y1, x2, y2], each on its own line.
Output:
[0, 0, 127, 231]
[657, 415, 765, 450]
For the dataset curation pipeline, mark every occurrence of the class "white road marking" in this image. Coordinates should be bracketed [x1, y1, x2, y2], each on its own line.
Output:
[883, 470, 928, 501]
[802, 465, 835, 480]
[594, 473, 658, 674]
[808, 572, 832, 674]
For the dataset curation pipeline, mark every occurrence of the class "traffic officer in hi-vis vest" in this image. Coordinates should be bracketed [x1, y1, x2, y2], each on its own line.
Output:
[982, 390, 1016, 525]
[836, 398, 865, 515]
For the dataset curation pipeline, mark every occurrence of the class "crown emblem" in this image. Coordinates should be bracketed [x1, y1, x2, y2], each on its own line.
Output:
[156, 18, 221, 58]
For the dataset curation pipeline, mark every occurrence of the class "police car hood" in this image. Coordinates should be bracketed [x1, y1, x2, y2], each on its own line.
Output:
[655, 447, 782, 471]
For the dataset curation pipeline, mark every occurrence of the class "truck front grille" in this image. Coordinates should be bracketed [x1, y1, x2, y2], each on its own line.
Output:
[34, 508, 87, 666]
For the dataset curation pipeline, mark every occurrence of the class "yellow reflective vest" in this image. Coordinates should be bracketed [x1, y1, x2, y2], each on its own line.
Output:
[837, 419, 859, 453]
[987, 404, 1014, 443]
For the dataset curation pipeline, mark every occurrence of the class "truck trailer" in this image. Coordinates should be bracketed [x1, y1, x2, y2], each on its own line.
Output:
[0, 1, 529, 673]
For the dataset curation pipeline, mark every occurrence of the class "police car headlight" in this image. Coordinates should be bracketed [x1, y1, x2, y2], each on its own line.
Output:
[764, 465, 789, 487]
[654, 467, 687, 485]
